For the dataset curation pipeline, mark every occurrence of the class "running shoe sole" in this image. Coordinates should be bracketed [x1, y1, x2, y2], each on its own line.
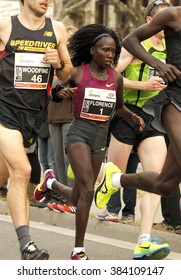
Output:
[57, 204, 76, 214]
[32, 250, 49, 260]
[133, 246, 170, 260]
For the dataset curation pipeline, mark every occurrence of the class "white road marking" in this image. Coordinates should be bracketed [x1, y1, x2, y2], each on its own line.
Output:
[0, 214, 180, 260]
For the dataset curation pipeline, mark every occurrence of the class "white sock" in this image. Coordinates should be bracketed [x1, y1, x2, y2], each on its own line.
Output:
[47, 178, 56, 190]
[73, 247, 85, 254]
[111, 172, 122, 189]
[138, 234, 150, 244]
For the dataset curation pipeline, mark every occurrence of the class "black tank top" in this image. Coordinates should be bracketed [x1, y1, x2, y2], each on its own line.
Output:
[0, 16, 57, 110]
[165, 28, 181, 89]
[165, 28, 181, 70]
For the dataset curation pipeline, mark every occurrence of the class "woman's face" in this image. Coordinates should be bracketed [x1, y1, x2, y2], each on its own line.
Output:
[91, 37, 116, 69]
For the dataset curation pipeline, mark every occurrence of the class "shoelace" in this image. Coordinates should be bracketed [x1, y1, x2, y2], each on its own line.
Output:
[22, 242, 38, 259]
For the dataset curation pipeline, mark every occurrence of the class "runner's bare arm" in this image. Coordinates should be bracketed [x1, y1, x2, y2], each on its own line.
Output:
[114, 72, 145, 131]
[0, 17, 12, 50]
[46, 20, 73, 82]
[123, 7, 181, 83]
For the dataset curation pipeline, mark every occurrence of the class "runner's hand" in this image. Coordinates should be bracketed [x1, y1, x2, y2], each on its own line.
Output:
[131, 114, 145, 131]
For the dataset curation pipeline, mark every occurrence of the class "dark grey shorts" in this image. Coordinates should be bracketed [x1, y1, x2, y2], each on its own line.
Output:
[0, 101, 43, 148]
[109, 104, 165, 147]
[143, 85, 181, 133]
[65, 118, 108, 157]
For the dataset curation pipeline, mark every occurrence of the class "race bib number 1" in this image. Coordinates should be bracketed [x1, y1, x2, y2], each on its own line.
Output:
[80, 87, 116, 121]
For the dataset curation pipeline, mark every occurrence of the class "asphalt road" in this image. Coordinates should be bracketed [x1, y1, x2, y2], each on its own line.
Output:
[1, 204, 181, 280]
[0, 215, 136, 260]
[0, 214, 181, 261]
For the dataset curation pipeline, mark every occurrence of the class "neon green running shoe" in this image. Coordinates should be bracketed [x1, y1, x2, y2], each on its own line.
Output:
[67, 164, 75, 180]
[133, 238, 170, 260]
[94, 162, 120, 209]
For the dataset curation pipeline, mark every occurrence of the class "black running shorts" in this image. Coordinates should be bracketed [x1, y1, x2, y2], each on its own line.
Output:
[0, 101, 43, 148]
[109, 104, 165, 147]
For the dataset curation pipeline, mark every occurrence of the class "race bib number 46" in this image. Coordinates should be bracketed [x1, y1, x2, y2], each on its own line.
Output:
[14, 53, 51, 89]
